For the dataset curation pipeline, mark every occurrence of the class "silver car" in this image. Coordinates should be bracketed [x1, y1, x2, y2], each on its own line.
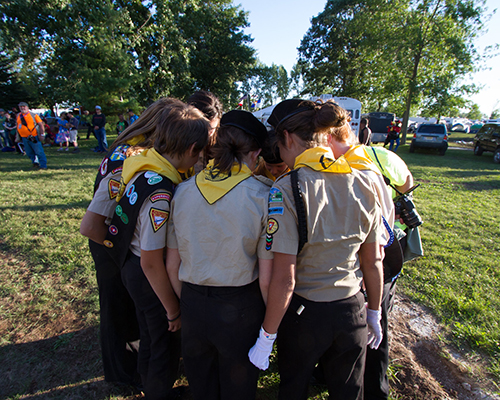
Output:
[409, 123, 448, 156]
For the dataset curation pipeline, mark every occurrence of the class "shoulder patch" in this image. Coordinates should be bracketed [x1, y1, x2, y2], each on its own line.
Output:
[150, 192, 172, 203]
[269, 187, 283, 203]
[149, 208, 169, 232]
[108, 179, 120, 199]
[100, 158, 108, 176]
[269, 206, 284, 216]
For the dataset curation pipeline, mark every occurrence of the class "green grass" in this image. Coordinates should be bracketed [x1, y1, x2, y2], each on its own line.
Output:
[1, 138, 499, 398]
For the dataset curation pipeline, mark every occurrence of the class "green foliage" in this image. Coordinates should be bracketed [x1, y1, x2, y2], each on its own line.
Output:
[0, 53, 32, 109]
[242, 62, 291, 108]
[490, 109, 500, 119]
[466, 103, 484, 120]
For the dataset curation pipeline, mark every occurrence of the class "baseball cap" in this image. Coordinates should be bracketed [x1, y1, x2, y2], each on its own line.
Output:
[18, 102, 29, 107]
[95, 105, 101, 110]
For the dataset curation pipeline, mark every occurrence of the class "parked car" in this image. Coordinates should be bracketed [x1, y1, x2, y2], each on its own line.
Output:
[365, 112, 395, 143]
[473, 123, 500, 163]
[409, 123, 448, 155]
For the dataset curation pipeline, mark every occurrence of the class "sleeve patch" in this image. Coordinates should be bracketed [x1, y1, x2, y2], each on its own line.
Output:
[269, 206, 284, 216]
[150, 208, 169, 232]
[150, 192, 172, 203]
[269, 188, 283, 203]
[108, 179, 120, 199]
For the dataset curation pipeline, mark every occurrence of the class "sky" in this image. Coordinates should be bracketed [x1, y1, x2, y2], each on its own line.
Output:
[235, 0, 500, 117]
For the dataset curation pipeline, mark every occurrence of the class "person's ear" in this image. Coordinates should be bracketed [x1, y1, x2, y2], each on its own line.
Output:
[188, 142, 198, 157]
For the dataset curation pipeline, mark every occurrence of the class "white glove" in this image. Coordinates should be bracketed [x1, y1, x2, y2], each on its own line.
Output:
[366, 308, 383, 350]
[248, 326, 276, 370]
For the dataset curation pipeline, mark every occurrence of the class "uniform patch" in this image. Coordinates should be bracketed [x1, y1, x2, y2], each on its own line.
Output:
[111, 166, 123, 175]
[149, 208, 169, 232]
[269, 188, 283, 203]
[109, 145, 129, 161]
[150, 192, 172, 203]
[103, 240, 114, 248]
[144, 171, 157, 178]
[108, 179, 120, 199]
[129, 192, 138, 205]
[266, 218, 279, 235]
[109, 225, 118, 235]
[100, 158, 108, 176]
[269, 207, 284, 216]
[126, 184, 135, 198]
[115, 205, 123, 216]
[120, 213, 129, 224]
[148, 175, 163, 185]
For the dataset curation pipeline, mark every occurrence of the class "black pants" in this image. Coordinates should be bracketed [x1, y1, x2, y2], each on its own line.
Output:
[88, 240, 139, 384]
[181, 280, 265, 400]
[121, 253, 181, 400]
[278, 291, 366, 400]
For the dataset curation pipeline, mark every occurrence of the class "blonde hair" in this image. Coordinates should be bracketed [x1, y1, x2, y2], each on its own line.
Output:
[109, 97, 183, 153]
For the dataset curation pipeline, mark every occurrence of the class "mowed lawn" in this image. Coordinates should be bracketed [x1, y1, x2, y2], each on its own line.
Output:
[0, 133, 499, 399]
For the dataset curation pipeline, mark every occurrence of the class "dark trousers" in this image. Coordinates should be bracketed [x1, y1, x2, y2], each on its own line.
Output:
[181, 280, 265, 400]
[278, 291, 366, 400]
[88, 240, 140, 384]
[121, 253, 181, 400]
[363, 280, 397, 400]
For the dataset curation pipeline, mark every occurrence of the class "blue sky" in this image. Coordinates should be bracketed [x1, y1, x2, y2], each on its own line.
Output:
[235, 0, 500, 116]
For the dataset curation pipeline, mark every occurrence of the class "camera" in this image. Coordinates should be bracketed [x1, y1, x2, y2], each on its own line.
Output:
[28, 135, 38, 143]
[393, 185, 423, 229]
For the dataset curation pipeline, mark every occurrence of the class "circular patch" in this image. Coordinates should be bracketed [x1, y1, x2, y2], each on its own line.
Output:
[109, 225, 118, 235]
[148, 175, 163, 185]
[120, 213, 129, 224]
[129, 192, 138, 205]
[100, 158, 108, 176]
[266, 218, 279, 235]
[126, 184, 135, 198]
[103, 240, 114, 248]
[115, 205, 123, 216]
[144, 171, 158, 178]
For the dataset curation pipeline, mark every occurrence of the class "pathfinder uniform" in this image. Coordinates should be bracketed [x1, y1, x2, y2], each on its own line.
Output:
[266, 147, 383, 400]
[106, 148, 182, 400]
[167, 161, 273, 400]
[86, 144, 141, 385]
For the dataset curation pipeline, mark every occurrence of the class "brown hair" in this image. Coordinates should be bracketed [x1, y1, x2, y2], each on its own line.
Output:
[154, 103, 210, 157]
[211, 126, 261, 173]
[109, 97, 183, 152]
[275, 100, 349, 148]
[187, 90, 223, 121]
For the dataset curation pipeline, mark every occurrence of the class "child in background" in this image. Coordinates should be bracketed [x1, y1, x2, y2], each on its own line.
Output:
[56, 112, 70, 151]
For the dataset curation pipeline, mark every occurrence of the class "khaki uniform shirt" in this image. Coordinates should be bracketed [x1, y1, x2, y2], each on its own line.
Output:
[268, 167, 383, 302]
[87, 171, 122, 221]
[167, 175, 273, 287]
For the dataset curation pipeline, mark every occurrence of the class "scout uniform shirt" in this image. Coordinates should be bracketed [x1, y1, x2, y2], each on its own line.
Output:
[266, 147, 383, 302]
[167, 165, 273, 287]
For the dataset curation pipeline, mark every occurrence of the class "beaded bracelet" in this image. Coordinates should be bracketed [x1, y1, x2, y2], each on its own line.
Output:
[167, 311, 181, 322]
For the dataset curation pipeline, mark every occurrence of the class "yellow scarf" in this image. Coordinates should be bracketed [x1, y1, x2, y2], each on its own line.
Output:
[343, 144, 381, 175]
[117, 148, 182, 201]
[196, 160, 252, 204]
[294, 146, 352, 173]
[126, 134, 145, 146]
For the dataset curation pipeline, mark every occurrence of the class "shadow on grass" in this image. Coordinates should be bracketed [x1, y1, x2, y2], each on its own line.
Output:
[0, 199, 91, 212]
[0, 327, 134, 400]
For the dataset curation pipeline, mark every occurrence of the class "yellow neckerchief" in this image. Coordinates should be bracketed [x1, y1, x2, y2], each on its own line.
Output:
[294, 146, 352, 173]
[343, 144, 381, 175]
[126, 134, 145, 146]
[196, 160, 252, 204]
[117, 148, 182, 201]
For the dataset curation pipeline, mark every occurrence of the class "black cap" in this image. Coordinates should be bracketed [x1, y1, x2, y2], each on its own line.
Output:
[267, 99, 312, 129]
[220, 110, 268, 147]
[261, 129, 283, 164]
[128, 109, 134, 113]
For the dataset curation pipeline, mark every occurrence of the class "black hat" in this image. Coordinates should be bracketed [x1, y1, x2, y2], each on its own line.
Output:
[261, 129, 283, 164]
[128, 109, 134, 113]
[220, 110, 268, 147]
[267, 99, 312, 129]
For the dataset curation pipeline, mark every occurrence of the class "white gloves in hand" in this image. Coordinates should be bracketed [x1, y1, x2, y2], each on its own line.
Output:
[366, 308, 383, 350]
[248, 326, 276, 370]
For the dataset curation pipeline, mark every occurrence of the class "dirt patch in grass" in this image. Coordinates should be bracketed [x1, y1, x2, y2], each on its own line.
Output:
[1, 245, 499, 400]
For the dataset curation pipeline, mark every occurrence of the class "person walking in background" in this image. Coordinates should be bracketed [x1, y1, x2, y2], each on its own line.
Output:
[56, 112, 70, 151]
[127, 109, 138, 125]
[358, 117, 372, 146]
[16, 102, 47, 170]
[67, 111, 80, 153]
[93, 105, 107, 153]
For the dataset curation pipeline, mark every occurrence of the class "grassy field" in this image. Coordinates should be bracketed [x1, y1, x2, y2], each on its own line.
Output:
[0, 133, 499, 399]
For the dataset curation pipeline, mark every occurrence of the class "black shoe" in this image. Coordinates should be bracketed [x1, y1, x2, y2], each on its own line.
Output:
[32, 163, 40, 170]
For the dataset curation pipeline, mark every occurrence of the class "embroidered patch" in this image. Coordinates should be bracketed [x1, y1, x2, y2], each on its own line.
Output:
[148, 175, 163, 185]
[266, 218, 279, 235]
[126, 184, 135, 198]
[109, 225, 118, 235]
[129, 192, 138, 205]
[120, 213, 129, 224]
[269, 207, 284, 216]
[149, 208, 169, 232]
[144, 171, 157, 178]
[150, 192, 172, 203]
[115, 205, 123, 216]
[103, 240, 114, 248]
[269, 188, 283, 203]
[109, 145, 129, 161]
[108, 179, 120, 199]
[111, 166, 123, 175]
[100, 158, 108, 176]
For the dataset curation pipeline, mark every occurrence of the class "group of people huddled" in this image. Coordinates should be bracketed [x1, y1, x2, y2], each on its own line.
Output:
[79, 91, 417, 400]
